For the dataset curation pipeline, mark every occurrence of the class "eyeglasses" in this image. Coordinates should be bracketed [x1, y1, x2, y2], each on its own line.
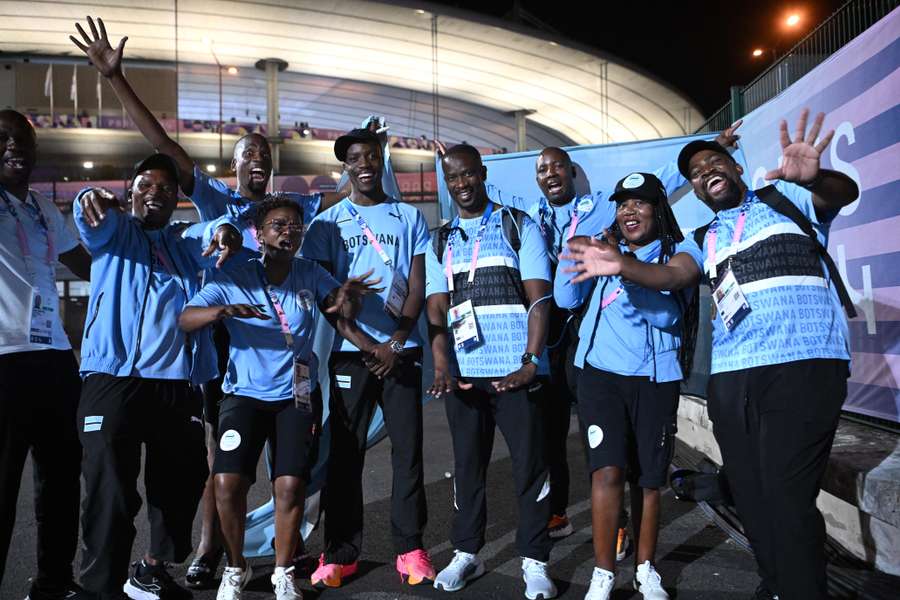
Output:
[263, 219, 303, 232]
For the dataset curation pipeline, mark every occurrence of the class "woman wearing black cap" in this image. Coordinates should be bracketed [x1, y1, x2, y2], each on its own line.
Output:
[556, 173, 702, 600]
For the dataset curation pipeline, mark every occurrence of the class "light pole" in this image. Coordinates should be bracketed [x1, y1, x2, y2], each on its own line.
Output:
[203, 38, 231, 173]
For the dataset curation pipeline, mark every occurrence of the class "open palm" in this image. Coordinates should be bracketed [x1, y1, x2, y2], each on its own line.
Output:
[765, 108, 835, 185]
[70, 16, 127, 78]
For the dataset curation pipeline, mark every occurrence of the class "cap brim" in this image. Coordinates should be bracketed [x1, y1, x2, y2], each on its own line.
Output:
[677, 140, 732, 179]
[132, 154, 179, 184]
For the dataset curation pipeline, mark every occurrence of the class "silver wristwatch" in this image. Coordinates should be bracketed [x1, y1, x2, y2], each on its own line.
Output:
[388, 340, 405, 354]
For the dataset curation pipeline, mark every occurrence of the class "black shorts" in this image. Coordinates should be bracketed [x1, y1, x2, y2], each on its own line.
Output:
[212, 390, 322, 484]
[576, 365, 679, 488]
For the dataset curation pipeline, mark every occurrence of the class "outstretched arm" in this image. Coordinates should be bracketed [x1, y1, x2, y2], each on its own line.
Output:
[561, 231, 700, 291]
[70, 16, 195, 195]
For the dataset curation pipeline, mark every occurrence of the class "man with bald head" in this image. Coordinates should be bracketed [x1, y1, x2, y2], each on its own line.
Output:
[528, 146, 616, 540]
[0, 109, 91, 600]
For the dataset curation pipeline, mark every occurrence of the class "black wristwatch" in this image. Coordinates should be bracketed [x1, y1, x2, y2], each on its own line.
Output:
[521, 352, 539, 367]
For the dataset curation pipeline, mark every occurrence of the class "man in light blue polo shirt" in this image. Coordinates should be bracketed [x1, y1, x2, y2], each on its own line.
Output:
[678, 108, 858, 600]
[301, 128, 434, 589]
[426, 144, 555, 600]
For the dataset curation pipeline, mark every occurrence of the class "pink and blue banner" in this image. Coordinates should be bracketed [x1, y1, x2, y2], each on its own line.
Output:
[437, 7, 900, 423]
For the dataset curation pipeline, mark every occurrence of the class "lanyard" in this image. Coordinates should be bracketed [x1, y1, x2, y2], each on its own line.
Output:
[539, 198, 583, 255]
[0, 188, 55, 265]
[258, 264, 294, 351]
[598, 245, 662, 310]
[445, 202, 494, 292]
[707, 191, 753, 280]
[345, 200, 393, 268]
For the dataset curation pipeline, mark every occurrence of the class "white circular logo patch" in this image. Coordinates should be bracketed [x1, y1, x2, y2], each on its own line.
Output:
[622, 173, 645, 189]
[219, 429, 241, 452]
[576, 196, 594, 213]
[587, 425, 604, 449]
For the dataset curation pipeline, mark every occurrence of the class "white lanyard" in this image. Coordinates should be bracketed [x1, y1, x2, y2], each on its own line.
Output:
[0, 188, 55, 268]
[345, 200, 394, 268]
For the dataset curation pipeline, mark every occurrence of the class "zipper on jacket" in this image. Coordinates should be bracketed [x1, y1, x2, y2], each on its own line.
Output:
[84, 292, 104, 339]
[132, 232, 155, 366]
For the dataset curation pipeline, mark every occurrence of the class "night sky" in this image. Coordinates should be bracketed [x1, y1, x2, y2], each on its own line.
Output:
[431, 0, 848, 116]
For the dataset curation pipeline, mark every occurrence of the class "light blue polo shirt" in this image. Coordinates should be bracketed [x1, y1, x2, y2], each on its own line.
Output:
[187, 257, 339, 401]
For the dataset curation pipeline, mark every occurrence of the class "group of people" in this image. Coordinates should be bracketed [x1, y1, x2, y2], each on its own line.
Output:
[0, 15, 858, 600]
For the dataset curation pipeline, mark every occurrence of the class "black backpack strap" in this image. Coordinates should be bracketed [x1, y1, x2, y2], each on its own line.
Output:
[692, 222, 711, 251]
[755, 185, 857, 318]
[500, 205, 527, 254]
[431, 221, 454, 264]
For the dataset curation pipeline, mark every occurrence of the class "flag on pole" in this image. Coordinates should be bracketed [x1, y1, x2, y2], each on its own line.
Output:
[43, 64, 53, 97]
[70, 65, 78, 102]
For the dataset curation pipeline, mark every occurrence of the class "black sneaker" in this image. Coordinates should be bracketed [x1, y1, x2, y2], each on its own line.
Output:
[122, 560, 192, 600]
[184, 549, 223, 589]
[24, 579, 93, 600]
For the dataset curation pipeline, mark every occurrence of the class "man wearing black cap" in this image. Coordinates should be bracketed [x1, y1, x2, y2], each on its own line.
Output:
[301, 129, 434, 588]
[73, 154, 242, 600]
[678, 109, 858, 600]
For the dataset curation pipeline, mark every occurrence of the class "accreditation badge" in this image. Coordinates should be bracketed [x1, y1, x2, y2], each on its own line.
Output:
[29, 288, 53, 345]
[711, 266, 751, 332]
[449, 299, 480, 351]
[384, 269, 408, 319]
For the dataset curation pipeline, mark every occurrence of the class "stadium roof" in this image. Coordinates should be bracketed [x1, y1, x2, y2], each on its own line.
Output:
[0, 0, 705, 145]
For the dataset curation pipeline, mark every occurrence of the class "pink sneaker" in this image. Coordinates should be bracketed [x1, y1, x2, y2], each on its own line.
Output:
[310, 554, 358, 589]
[396, 548, 436, 585]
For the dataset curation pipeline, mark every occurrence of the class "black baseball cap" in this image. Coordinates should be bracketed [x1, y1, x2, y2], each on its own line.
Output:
[334, 128, 381, 162]
[609, 172, 666, 204]
[677, 140, 735, 179]
[131, 153, 180, 184]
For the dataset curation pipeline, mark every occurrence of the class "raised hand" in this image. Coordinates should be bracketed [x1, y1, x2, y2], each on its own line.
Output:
[560, 229, 624, 283]
[715, 119, 743, 149]
[434, 140, 448, 157]
[70, 16, 127, 78]
[202, 224, 243, 268]
[221, 304, 270, 320]
[765, 108, 834, 185]
[324, 269, 384, 314]
[79, 187, 121, 227]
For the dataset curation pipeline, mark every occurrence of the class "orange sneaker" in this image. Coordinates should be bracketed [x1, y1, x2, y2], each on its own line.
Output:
[310, 554, 358, 589]
[548, 514, 574, 539]
[616, 527, 631, 562]
[396, 548, 436, 585]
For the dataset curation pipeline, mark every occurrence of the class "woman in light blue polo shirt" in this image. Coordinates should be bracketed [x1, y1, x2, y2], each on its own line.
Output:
[179, 196, 379, 600]
[556, 173, 702, 600]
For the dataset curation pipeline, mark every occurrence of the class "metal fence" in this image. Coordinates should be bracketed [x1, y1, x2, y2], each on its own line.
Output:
[696, 0, 898, 133]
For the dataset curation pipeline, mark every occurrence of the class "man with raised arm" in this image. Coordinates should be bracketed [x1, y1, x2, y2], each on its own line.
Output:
[677, 109, 858, 600]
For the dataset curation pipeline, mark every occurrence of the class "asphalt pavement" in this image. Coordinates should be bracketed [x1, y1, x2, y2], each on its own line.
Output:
[3, 399, 761, 599]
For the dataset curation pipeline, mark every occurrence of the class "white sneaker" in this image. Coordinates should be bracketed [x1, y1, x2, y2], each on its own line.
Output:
[216, 564, 253, 600]
[433, 550, 485, 592]
[584, 567, 615, 600]
[272, 565, 302, 600]
[522, 557, 556, 599]
[633, 561, 669, 599]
